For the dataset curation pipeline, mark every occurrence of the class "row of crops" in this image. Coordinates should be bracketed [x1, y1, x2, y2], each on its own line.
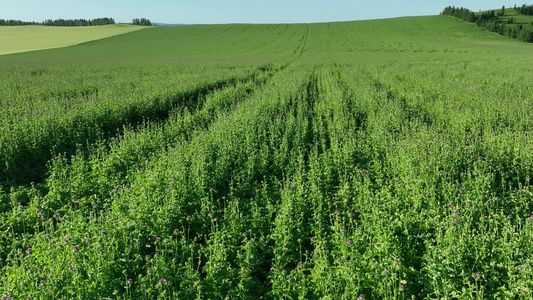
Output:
[1, 16, 533, 298]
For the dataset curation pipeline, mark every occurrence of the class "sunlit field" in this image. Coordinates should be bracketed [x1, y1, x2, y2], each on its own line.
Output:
[0, 24, 145, 55]
[1, 15, 533, 299]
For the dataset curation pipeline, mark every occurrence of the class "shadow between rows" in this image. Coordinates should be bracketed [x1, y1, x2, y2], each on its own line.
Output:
[0, 63, 283, 192]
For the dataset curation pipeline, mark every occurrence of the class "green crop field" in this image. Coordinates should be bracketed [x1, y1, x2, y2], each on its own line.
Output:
[0, 24, 146, 55]
[1, 14, 533, 299]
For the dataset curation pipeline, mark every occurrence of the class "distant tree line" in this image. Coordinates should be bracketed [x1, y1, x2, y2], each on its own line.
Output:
[42, 18, 115, 26]
[515, 4, 533, 15]
[442, 5, 533, 43]
[0, 17, 115, 26]
[0, 19, 40, 26]
[441, 6, 477, 22]
[132, 18, 152, 26]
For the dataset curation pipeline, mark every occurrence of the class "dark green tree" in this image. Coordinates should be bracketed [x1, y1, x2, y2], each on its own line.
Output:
[132, 18, 152, 26]
[499, 6, 506, 16]
[517, 4, 533, 15]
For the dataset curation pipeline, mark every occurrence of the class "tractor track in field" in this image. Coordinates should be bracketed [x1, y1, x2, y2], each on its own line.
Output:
[293, 24, 309, 59]
[371, 78, 436, 129]
[326, 23, 347, 47]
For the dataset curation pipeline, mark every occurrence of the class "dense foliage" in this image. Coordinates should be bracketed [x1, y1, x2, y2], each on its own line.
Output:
[42, 18, 115, 26]
[1, 16, 533, 299]
[0, 19, 40, 26]
[516, 4, 533, 15]
[441, 6, 476, 22]
[132, 18, 152, 26]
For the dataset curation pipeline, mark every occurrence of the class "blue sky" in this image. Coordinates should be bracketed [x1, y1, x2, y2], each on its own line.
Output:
[0, 0, 522, 24]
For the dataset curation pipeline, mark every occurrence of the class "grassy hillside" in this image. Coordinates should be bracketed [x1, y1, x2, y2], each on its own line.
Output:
[0, 24, 146, 55]
[1, 15, 533, 299]
[0, 16, 529, 63]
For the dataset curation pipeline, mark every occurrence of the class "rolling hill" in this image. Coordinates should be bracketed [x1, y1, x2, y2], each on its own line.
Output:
[0, 15, 530, 63]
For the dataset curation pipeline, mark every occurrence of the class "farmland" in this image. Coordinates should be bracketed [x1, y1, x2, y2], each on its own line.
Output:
[0, 24, 145, 55]
[1, 15, 533, 299]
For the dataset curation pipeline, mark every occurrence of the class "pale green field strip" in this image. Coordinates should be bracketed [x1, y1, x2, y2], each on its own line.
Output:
[0, 24, 147, 55]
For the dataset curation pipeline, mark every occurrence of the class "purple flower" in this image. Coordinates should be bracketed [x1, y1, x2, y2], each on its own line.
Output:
[214, 265, 218, 269]
[400, 285, 404, 289]
[73, 245, 78, 249]
[340, 258, 344, 261]
[359, 294, 364, 297]
[452, 222, 456, 226]
[26, 248, 32, 252]
[88, 244, 93, 247]
[159, 279, 164, 283]
[101, 230, 106, 234]
[128, 278, 132, 282]
[347, 240, 352, 243]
